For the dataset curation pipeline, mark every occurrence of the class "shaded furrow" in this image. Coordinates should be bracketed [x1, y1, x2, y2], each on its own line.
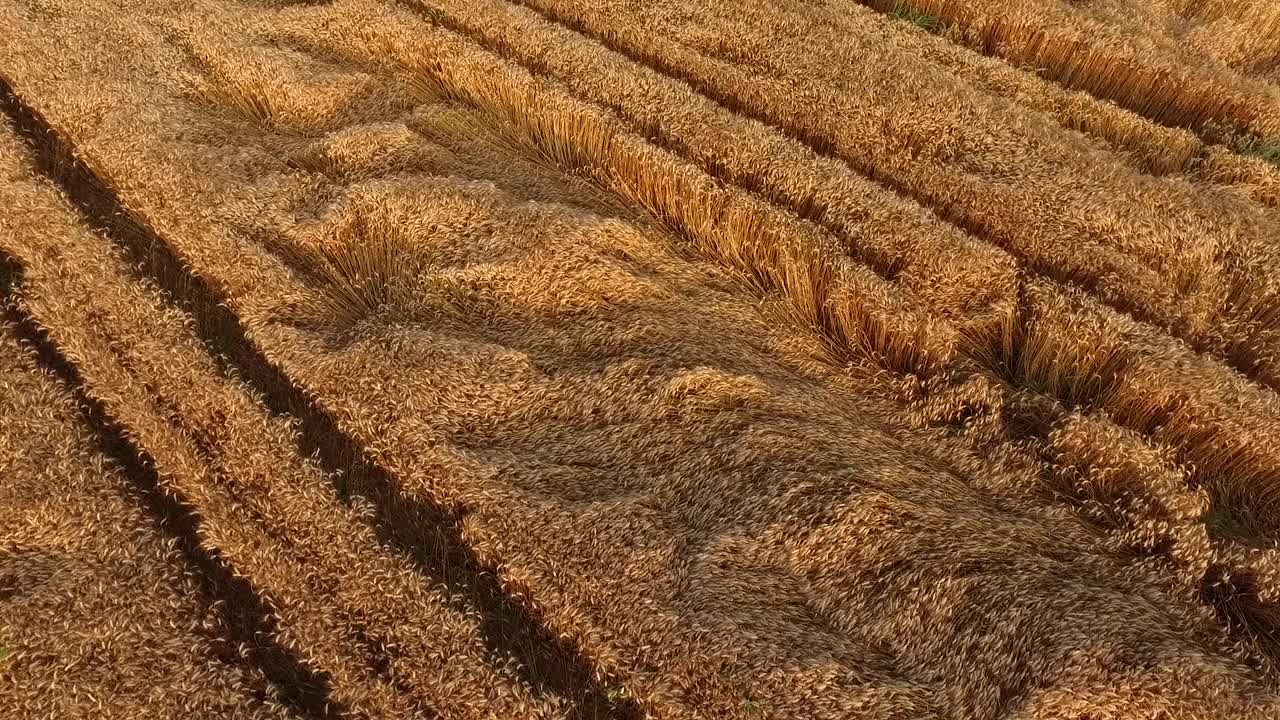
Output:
[0, 76, 636, 720]
[0, 256, 344, 720]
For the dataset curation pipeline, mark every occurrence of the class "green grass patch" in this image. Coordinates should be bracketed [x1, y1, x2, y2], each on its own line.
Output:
[889, 3, 946, 33]
[0, 645, 10, 663]
[1243, 138, 1280, 165]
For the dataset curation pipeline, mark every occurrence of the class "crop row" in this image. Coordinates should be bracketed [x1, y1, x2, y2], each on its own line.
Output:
[0, 100, 575, 719]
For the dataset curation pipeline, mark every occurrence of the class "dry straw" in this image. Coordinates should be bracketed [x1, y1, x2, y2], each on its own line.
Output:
[4, 0, 1280, 715]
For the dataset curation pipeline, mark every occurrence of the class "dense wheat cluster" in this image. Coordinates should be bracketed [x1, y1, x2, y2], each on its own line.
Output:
[2, 0, 1279, 718]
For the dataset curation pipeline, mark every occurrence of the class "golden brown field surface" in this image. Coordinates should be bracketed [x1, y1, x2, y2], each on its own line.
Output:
[2, 0, 1280, 718]
[0, 317, 300, 720]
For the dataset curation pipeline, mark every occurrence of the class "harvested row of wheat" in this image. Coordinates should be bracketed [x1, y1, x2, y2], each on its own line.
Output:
[856, 0, 1280, 143]
[6, 1, 1278, 715]
[0, 114, 568, 719]
[509, 0, 1280, 393]
[0, 325, 297, 720]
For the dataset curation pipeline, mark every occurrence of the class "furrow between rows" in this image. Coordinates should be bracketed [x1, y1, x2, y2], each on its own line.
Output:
[0, 79, 620, 720]
[0, 259, 345, 720]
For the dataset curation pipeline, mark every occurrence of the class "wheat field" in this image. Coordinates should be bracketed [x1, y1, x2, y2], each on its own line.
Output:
[2, 0, 1279, 718]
